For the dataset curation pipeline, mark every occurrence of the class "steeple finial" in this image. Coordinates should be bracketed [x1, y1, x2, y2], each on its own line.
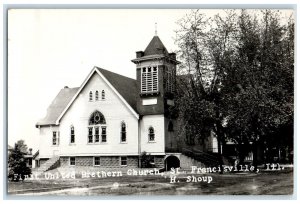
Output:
[155, 22, 157, 36]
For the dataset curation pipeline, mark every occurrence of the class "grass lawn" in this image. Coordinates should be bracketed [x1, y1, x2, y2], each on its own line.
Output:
[7, 168, 293, 196]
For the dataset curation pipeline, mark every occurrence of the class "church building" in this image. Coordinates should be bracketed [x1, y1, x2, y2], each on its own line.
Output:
[35, 34, 190, 171]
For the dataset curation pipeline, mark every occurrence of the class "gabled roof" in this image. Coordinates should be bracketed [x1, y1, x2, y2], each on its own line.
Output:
[95, 67, 138, 113]
[36, 87, 79, 126]
[36, 67, 140, 127]
[144, 36, 168, 56]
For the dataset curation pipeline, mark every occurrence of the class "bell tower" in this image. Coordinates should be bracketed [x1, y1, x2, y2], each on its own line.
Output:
[131, 35, 179, 116]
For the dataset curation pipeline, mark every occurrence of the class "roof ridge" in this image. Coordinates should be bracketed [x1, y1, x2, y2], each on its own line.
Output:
[95, 67, 136, 81]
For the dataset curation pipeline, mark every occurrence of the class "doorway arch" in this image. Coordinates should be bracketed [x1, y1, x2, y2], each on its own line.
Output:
[165, 155, 180, 171]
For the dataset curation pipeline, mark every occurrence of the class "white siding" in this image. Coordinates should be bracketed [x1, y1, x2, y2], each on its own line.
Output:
[38, 126, 60, 158]
[139, 115, 165, 155]
[39, 73, 139, 158]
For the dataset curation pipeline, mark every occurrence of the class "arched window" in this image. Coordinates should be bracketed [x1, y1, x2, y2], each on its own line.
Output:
[101, 90, 105, 100]
[121, 122, 126, 142]
[95, 90, 99, 101]
[148, 127, 155, 142]
[88, 111, 106, 143]
[89, 91, 93, 101]
[70, 126, 75, 143]
[89, 111, 106, 125]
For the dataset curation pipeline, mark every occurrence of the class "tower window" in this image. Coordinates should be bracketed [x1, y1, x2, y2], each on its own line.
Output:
[121, 122, 126, 142]
[148, 127, 155, 142]
[95, 90, 99, 101]
[141, 66, 158, 94]
[70, 126, 75, 143]
[89, 91, 93, 101]
[166, 66, 175, 93]
[101, 90, 105, 100]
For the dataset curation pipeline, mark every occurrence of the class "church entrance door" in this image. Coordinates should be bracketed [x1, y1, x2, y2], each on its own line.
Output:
[165, 155, 180, 171]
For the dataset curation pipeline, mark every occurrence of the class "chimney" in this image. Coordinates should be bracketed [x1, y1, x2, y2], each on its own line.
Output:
[136, 51, 144, 58]
[169, 52, 176, 59]
[29, 148, 32, 155]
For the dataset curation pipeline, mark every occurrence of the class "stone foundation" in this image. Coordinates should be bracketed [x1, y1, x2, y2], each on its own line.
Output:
[154, 156, 164, 168]
[59, 155, 165, 168]
[60, 156, 138, 168]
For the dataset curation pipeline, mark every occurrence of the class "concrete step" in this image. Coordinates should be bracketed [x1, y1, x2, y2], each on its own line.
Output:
[35, 156, 60, 173]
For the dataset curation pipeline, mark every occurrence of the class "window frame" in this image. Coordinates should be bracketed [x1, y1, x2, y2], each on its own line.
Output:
[141, 66, 158, 94]
[52, 131, 59, 146]
[52, 131, 57, 145]
[120, 156, 127, 166]
[69, 157, 76, 166]
[94, 156, 101, 166]
[94, 126, 100, 143]
[120, 122, 127, 143]
[95, 90, 99, 101]
[70, 126, 75, 144]
[88, 111, 107, 144]
[89, 91, 93, 101]
[88, 127, 93, 143]
[101, 126, 107, 143]
[148, 127, 155, 142]
[101, 90, 105, 100]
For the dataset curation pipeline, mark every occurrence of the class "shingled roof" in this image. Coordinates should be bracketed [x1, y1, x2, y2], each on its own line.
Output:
[144, 36, 168, 56]
[96, 67, 138, 113]
[36, 87, 79, 126]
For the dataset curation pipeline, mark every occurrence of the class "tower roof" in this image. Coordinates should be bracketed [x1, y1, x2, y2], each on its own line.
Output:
[144, 36, 168, 56]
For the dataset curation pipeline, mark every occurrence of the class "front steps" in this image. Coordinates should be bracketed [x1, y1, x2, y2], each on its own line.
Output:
[34, 156, 60, 174]
[182, 148, 226, 167]
[180, 154, 206, 169]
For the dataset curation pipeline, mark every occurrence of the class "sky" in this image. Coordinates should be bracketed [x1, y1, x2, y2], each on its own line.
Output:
[7, 9, 191, 151]
[7, 9, 294, 152]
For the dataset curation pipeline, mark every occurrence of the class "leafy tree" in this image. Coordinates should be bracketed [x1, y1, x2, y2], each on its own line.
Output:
[225, 10, 294, 167]
[175, 10, 239, 172]
[8, 141, 31, 181]
[175, 9, 294, 169]
[15, 140, 28, 154]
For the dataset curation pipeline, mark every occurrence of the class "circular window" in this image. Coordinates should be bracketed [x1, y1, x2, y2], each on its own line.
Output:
[94, 113, 100, 123]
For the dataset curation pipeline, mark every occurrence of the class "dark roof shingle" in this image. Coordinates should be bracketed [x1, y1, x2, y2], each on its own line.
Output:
[96, 67, 138, 113]
[144, 36, 168, 56]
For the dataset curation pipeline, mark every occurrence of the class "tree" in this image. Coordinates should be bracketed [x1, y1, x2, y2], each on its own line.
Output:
[175, 10, 238, 172]
[8, 141, 31, 181]
[15, 140, 29, 154]
[223, 10, 294, 167]
[175, 9, 294, 169]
